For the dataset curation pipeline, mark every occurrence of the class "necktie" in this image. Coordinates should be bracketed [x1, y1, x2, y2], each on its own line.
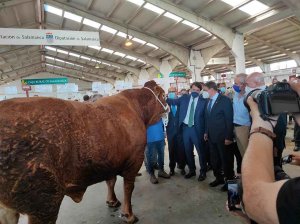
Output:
[188, 98, 195, 127]
[207, 99, 213, 112]
[171, 105, 177, 117]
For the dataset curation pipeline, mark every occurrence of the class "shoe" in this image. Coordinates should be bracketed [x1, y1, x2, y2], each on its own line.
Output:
[198, 173, 206, 181]
[136, 172, 142, 177]
[207, 165, 212, 171]
[150, 174, 158, 184]
[158, 170, 170, 179]
[294, 146, 300, 152]
[220, 183, 228, 192]
[169, 169, 175, 176]
[274, 166, 290, 181]
[184, 172, 196, 179]
[209, 179, 225, 187]
[180, 169, 186, 176]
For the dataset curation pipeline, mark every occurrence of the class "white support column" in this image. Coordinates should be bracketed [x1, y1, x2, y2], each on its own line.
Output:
[147, 67, 159, 80]
[169, 58, 181, 70]
[139, 69, 150, 80]
[188, 44, 226, 82]
[262, 64, 271, 73]
[231, 33, 246, 74]
[188, 50, 205, 82]
[124, 74, 134, 83]
[160, 60, 173, 91]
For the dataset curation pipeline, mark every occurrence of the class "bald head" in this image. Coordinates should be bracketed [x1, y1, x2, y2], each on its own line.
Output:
[246, 72, 265, 88]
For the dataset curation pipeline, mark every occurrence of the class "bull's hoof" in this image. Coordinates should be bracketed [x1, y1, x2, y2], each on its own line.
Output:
[106, 200, 121, 208]
[120, 213, 139, 223]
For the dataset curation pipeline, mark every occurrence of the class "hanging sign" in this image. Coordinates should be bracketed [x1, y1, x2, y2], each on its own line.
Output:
[157, 72, 187, 78]
[207, 57, 229, 65]
[169, 72, 186, 77]
[22, 78, 68, 85]
[0, 28, 100, 46]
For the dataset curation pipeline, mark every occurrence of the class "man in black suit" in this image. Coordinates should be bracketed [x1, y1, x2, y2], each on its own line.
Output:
[203, 81, 234, 189]
[167, 82, 207, 181]
[166, 87, 186, 176]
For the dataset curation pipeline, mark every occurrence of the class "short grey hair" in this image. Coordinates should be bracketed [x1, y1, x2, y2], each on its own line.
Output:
[235, 73, 247, 83]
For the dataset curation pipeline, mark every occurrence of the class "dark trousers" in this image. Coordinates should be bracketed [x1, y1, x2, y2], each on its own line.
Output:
[209, 140, 235, 181]
[294, 122, 300, 147]
[182, 125, 207, 174]
[167, 132, 186, 171]
[204, 141, 211, 167]
[232, 142, 242, 174]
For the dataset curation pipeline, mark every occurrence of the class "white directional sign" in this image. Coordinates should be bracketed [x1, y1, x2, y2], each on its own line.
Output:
[0, 28, 100, 46]
[207, 57, 230, 65]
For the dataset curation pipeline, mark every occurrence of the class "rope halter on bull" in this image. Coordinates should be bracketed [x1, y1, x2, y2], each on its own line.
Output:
[143, 87, 169, 111]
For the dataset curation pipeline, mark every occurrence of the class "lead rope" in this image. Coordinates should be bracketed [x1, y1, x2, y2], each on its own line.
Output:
[143, 87, 169, 111]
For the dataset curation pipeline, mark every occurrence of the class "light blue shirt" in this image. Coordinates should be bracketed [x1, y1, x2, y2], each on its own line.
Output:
[208, 92, 219, 111]
[183, 96, 199, 125]
[233, 92, 251, 126]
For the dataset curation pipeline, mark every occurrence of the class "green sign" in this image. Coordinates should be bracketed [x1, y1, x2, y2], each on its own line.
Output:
[21, 78, 68, 85]
[157, 72, 186, 78]
[169, 71, 186, 77]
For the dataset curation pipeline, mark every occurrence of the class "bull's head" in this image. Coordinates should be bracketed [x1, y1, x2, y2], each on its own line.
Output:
[143, 80, 167, 126]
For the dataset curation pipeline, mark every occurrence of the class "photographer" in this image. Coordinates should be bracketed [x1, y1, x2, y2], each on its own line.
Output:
[245, 73, 288, 179]
[242, 82, 300, 224]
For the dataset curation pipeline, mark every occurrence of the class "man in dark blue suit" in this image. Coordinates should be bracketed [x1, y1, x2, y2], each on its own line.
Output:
[167, 82, 207, 181]
[203, 81, 234, 188]
[166, 87, 186, 176]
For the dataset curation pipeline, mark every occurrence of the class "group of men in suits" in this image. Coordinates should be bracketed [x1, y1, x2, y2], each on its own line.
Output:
[165, 72, 289, 191]
[166, 81, 234, 189]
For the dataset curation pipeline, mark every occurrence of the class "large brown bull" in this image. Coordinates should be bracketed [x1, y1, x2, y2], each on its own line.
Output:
[0, 80, 167, 224]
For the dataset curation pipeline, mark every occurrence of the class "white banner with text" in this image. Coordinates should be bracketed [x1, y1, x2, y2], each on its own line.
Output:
[0, 28, 100, 46]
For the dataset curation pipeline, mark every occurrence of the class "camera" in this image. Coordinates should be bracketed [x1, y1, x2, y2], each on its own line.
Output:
[244, 82, 300, 116]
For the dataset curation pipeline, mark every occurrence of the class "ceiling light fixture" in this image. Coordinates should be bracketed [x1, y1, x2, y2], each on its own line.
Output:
[125, 27, 133, 47]
[125, 37, 133, 47]
[95, 63, 100, 69]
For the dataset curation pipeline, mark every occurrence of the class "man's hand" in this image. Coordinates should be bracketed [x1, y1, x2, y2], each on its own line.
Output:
[204, 133, 208, 141]
[291, 154, 300, 166]
[246, 97, 276, 132]
[225, 139, 233, 145]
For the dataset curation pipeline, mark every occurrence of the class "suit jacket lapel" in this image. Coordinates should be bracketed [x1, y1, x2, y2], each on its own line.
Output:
[210, 94, 221, 112]
[195, 97, 202, 114]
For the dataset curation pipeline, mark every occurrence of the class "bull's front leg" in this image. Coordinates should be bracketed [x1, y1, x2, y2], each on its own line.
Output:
[121, 177, 138, 224]
[105, 176, 121, 208]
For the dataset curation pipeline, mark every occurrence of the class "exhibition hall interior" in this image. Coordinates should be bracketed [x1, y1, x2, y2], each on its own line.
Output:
[0, 0, 300, 223]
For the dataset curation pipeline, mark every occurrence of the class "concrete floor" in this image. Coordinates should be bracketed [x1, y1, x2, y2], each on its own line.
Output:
[18, 127, 300, 224]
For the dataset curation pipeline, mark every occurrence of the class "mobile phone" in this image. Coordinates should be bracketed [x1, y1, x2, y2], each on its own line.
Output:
[227, 180, 241, 211]
[281, 155, 293, 165]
